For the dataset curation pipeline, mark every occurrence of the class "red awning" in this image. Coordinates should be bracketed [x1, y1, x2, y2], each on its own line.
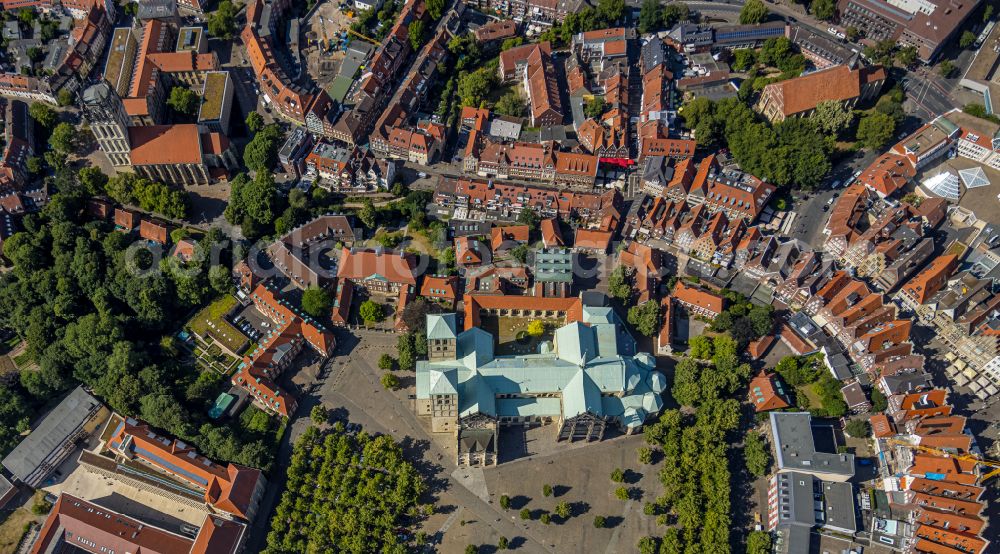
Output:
[600, 158, 635, 168]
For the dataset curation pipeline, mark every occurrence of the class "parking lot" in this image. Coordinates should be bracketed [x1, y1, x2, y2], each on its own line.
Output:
[233, 303, 273, 344]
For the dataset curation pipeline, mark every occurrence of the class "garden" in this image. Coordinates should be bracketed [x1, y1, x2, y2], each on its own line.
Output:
[185, 295, 248, 356]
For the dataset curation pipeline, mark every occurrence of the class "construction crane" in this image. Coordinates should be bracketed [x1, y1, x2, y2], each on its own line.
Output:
[886, 439, 1000, 481]
[347, 28, 380, 46]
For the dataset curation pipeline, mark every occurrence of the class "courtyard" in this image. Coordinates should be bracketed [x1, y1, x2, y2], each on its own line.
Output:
[480, 315, 564, 356]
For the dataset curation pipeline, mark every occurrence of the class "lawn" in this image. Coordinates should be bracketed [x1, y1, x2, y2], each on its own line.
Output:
[795, 383, 824, 411]
[186, 295, 247, 354]
[481, 315, 563, 356]
[0, 491, 45, 552]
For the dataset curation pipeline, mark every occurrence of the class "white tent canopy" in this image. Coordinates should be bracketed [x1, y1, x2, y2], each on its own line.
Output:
[923, 171, 961, 200]
[959, 166, 991, 189]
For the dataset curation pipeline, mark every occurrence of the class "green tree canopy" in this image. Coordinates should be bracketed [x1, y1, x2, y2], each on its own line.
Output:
[857, 112, 897, 150]
[167, 86, 200, 115]
[740, 0, 768, 24]
[301, 287, 333, 318]
[207, 0, 237, 39]
[359, 299, 385, 324]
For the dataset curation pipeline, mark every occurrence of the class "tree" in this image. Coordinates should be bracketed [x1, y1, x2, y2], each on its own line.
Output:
[243, 124, 283, 173]
[380, 372, 400, 390]
[29, 102, 57, 128]
[614, 486, 630, 500]
[871, 387, 887, 412]
[638, 537, 658, 554]
[896, 45, 918, 67]
[611, 468, 624, 482]
[527, 320, 545, 337]
[457, 67, 497, 107]
[846, 418, 871, 438]
[747, 530, 772, 554]
[857, 112, 896, 150]
[57, 89, 73, 107]
[689, 335, 714, 359]
[207, 0, 237, 39]
[740, 0, 768, 24]
[310, 405, 327, 425]
[593, 515, 606, 528]
[960, 30, 977, 49]
[426, 0, 444, 19]
[408, 19, 426, 51]
[246, 111, 264, 133]
[167, 86, 200, 115]
[48, 122, 75, 154]
[554, 501, 571, 519]
[500, 37, 523, 51]
[731, 49, 757, 71]
[638, 447, 653, 464]
[465, 545, 478, 554]
[359, 300, 385, 324]
[519, 508, 531, 520]
[627, 300, 660, 337]
[540, 512, 551, 525]
[662, 3, 690, 27]
[499, 494, 511, 509]
[846, 26, 860, 41]
[744, 431, 771, 476]
[939, 59, 956, 78]
[378, 354, 396, 370]
[497, 536, 509, 550]
[584, 96, 607, 119]
[398, 333, 416, 371]
[542, 484, 553, 497]
[78, 166, 108, 195]
[810, 0, 836, 20]
[26, 156, 42, 175]
[812, 100, 854, 136]
[358, 198, 377, 229]
[494, 91, 525, 118]
[638, 0, 663, 34]
[608, 266, 632, 301]
[509, 244, 529, 264]
[597, 0, 624, 24]
[516, 207, 540, 230]
[301, 287, 333, 318]
[986, 4, 995, 22]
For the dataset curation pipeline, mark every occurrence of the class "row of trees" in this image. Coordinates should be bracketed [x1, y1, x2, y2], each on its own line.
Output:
[263, 425, 429, 553]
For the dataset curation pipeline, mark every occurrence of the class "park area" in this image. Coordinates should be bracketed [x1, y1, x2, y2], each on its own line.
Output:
[480, 316, 563, 356]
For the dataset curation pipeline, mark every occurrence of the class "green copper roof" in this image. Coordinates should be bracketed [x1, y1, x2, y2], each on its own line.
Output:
[427, 313, 458, 340]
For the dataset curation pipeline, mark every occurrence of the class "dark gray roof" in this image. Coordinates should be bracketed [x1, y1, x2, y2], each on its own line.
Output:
[137, 0, 177, 20]
[2, 387, 102, 484]
[641, 156, 674, 185]
[641, 37, 667, 74]
[770, 412, 855, 479]
[880, 371, 933, 395]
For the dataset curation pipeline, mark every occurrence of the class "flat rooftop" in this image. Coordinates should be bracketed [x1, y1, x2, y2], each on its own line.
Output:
[770, 412, 855, 478]
[104, 27, 136, 94]
[199, 71, 229, 121]
[176, 26, 203, 52]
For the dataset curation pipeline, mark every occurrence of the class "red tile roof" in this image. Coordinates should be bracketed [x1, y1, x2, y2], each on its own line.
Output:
[870, 414, 895, 438]
[672, 281, 724, 316]
[336, 247, 418, 286]
[540, 218, 564, 247]
[574, 228, 613, 251]
[902, 254, 958, 305]
[108, 417, 262, 519]
[420, 274, 459, 301]
[748, 370, 790, 412]
[464, 294, 583, 330]
[128, 124, 203, 165]
[139, 219, 169, 244]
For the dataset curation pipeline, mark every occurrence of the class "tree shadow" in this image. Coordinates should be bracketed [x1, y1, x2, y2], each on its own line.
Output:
[623, 469, 643, 485]
[553, 485, 571, 498]
[604, 515, 624, 528]
[509, 495, 531, 510]
[571, 501, 590, 517]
